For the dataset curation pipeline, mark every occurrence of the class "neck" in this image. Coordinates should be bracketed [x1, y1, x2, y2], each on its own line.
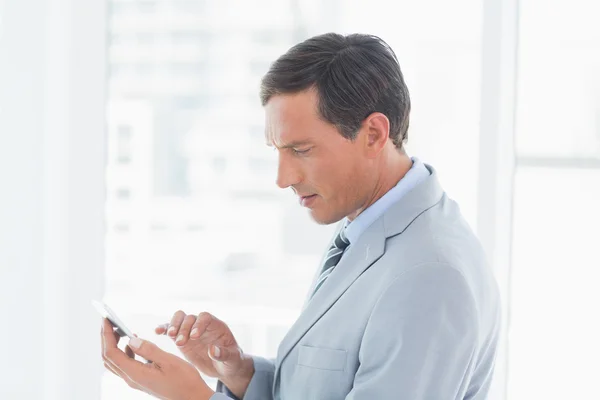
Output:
[347, 148, 412, 222]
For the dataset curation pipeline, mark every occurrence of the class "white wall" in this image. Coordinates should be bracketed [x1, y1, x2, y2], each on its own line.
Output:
[0, 1, 46, 397]
[0, 1, 107, 398]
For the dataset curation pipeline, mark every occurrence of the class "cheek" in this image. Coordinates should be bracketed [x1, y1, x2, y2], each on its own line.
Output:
[338, 159, 367, 204]
[318, 156, 360, 200]
[310, 156, 342, 194]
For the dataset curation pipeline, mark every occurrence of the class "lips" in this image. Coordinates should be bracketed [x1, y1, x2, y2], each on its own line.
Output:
[299, 194, 318, 207]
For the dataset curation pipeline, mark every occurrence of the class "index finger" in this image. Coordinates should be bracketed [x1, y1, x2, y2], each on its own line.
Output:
[155, 323, 169, 335]
[189, 312, 214, 339]
[167, 310, 186, 337]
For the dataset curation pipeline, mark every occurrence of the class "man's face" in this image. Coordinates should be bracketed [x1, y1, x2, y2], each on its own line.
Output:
[265, 89, 370, 225]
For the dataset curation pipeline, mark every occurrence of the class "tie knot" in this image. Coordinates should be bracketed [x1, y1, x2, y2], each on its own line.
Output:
[333, 229, 350, 250]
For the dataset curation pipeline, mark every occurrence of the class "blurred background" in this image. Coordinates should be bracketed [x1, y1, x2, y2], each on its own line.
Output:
[1, 0, 599, 399]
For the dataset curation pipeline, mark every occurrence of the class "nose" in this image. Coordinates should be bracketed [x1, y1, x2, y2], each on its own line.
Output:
[276, 152, 302, 189]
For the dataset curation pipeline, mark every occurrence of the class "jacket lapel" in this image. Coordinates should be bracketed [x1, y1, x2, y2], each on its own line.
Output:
[273, 217, 386, 396]
[276, 217, 386, 363]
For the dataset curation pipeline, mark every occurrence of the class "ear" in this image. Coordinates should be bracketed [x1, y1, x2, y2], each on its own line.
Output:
[361, 112, 390, 157]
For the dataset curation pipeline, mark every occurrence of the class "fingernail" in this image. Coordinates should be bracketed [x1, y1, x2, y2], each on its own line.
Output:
[213, 346, 221, 358]
[168, 326, 176, 335]
[129, 337, 142, 349]
[176, 334, 184, 344]
[190, 328, 198, 337]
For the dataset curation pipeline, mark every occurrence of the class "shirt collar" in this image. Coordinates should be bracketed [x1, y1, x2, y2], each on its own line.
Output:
[343, 157, 430, 245]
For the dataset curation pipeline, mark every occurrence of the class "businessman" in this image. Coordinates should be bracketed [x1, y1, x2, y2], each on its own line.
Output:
[102, 32, 501, 400]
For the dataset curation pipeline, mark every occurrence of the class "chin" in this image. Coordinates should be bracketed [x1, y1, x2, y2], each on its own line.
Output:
[308, 209, 345, 226]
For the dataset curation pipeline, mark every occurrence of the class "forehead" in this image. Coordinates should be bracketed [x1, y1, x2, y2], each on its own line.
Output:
[264, 90, 322, 146]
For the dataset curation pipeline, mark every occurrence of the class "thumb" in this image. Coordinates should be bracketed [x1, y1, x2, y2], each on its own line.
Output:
[208, 344, 242, 364]
[128, 336, 163, 363]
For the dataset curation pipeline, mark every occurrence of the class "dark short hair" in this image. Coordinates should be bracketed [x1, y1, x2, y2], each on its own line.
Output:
[260, 33, 411, 148]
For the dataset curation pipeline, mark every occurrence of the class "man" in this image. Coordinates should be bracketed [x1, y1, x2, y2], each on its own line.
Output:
[102, 33, 501, 400]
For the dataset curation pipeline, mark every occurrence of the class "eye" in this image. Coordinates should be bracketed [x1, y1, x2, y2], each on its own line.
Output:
[292, 148, 311, 155]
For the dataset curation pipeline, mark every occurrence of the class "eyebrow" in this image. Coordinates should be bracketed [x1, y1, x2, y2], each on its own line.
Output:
[266, 140, 313, 149]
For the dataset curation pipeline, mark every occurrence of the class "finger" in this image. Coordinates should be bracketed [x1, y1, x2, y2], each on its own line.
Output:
[189, 312, 213, 339]
[102, 317, 125, 342]
[125, 345, 135, 360]
[175, 314, 197, 346]
[101, 321, 118, 378]
[104, 361, 144, 391]
[113, 328, 123, 343]
[102, 322, 150, 390]
[155, 323, 169, 335]
[101, 318, 115, 361]
[208, 344, 242, 364]
[128, 337, 167, 368]
[104, 362, 119, 377]
[127, 333, 139, 358]
[126, 344, 152, 364]
[102, 319, 148, 382]
[104, 345, 150, 387]
[100, 318, 106, 359]
[103, 344, 135, 384]
[168, 310, 186, 338]
[102, 318, 119, 348]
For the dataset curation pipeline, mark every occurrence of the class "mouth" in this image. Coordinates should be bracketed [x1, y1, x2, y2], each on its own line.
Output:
[299, 194, 318, 207]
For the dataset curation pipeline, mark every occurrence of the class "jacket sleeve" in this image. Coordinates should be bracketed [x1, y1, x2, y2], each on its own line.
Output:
[214, 356, 275, 400]
[345, 262, 480, 400]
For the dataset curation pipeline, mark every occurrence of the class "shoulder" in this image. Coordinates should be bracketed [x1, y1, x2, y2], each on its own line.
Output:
[378, 262, 476, 306]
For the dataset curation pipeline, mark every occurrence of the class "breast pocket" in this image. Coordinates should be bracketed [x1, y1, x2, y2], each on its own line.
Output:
[297, 345, 347, 371]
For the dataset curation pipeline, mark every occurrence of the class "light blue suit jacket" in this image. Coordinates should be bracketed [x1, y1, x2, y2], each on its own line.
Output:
[214, 164, 501, 399]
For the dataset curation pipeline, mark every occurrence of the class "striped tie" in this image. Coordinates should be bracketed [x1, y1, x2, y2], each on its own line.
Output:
[311, 229, 350, 298]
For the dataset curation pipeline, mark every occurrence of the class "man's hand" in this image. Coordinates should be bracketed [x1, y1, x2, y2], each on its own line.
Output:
[101, 318, 215, 400]
[156, 311, 255, 398]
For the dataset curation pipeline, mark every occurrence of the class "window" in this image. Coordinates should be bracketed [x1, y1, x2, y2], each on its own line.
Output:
[249, 125, 264, 141]
[113, 222, 130, 233]
[109, 2, 136, 15]
[212, 157, 227, 173]
[515, 2, 600, 160]
[173, 95, 208, 110]
[136, 32, 156, 45]
[137, 0, 157, 14]
[509, 167, 600, 399]
[507, 1, 600, 399]
[167, 61, 208, 76]
[171, 0, 207, 13]
[170, 30, 210, 45]
[115, 188, 131, 200]
[109, 62, 134, 78]
[249, 60, 271, 76]
[248, 157, 274, 175]
[116, 124, 133, 164]
[135, 62, 155, 76]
